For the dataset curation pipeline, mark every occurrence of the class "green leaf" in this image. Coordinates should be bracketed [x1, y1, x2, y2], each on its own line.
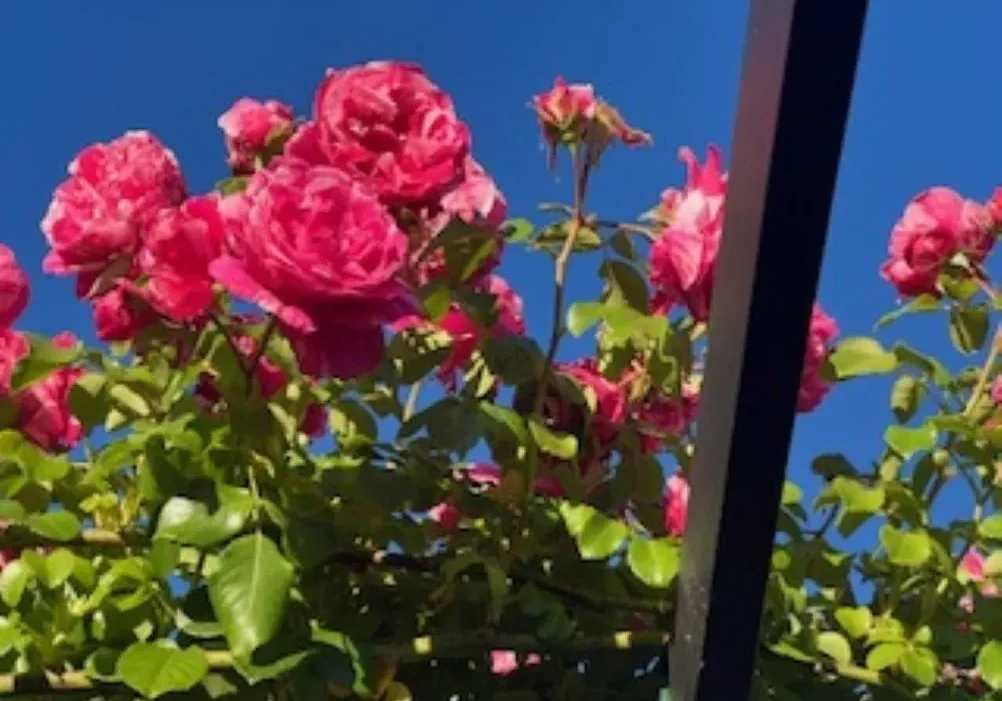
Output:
[832, 477, 885, 513]
[84, 648, 122, 682]
[208, 533, 295, 657]
[566, 302, 605, 337]
[626, 538, 680, 588]
[866, 642, 904, 671]
[0, 500, 24, 522]
[26, 510, 81, 542]
[0, 560, 33, 607]
[900, 646, 937, 687]
[117, 641, 210, 699]
[108, 383, 151, 418]
[828, 337, 898, 379]
[601, 260, 649, 312]
[781, 481, 803, 506]
[482, 335, 544, 386]
[892, 343, 952, 386]
[834, 607, 872, 639]
[950, 304, 990, 354]
[504, 218, 535, 243]
[26, 548, 75, 589]
[68, 372, 108, 432]
[217, 176, 250, 195]
[879, 525, 931, 567]
[609, 229, 637, 260]
[816, 631, 852, 665]
[981, 514, 1002, 540]
[978, 640, 1002, 690]
[883, 422, 936, 459]
[529, 420, 578, 459]
[559, 504, 628, 560]
[874, 294, 941, 330]
[10, 333, 81, 390]
[154, 497, 251, 549]
[890, 376, 925, 423]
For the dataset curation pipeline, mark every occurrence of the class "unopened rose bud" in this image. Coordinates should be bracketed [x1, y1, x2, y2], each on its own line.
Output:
[533, 78, 598, 169]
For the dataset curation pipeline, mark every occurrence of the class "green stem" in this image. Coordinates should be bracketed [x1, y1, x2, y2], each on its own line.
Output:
[963, 326, 1002, 416]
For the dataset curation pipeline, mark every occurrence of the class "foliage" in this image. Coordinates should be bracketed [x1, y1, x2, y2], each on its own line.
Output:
[0, 62, 1001, 701]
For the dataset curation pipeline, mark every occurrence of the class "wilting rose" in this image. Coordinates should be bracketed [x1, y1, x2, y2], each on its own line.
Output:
[16, 332, 83, 452]
[210, 158, 412, 379]
[0, 244, 29, 328]
[286, 61, 470, 206]
[880, 187, 992, 297]
[649, 146, 727, 321]
[140, 195, 225, 322]
[797, 304, 838, 413]
[0, 329, 28, 396]
[41, 131, 185, 277]
[663, 473, 690, 537]
[393, 274, 525, 388]
[533, 77, 597, 163]
[218, 98, 295, 174]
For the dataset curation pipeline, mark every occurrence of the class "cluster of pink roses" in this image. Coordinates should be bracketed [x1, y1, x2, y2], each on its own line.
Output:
[0, 245, 82, 452]
[40, 61, 515, 381]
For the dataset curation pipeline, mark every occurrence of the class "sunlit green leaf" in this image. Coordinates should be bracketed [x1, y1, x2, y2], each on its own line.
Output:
[117, 641, 209, 699]
[816, 631, 852, 665]
[883, 422, 936, 459]
[828, 337, 898, 379]
[626, 538, 680, 589]
[834, 607, 872, 639]
[879, 525, 931, 567]
[978, 640, 1002, 690]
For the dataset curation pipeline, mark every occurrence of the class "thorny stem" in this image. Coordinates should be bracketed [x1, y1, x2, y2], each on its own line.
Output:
[402, 379, 425, 423]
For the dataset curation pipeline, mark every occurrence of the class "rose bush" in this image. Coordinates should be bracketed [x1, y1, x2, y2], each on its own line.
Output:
[0, 60, 1000, 701]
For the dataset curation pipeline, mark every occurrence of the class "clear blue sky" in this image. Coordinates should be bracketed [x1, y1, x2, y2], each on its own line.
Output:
[1, 2, 998, 528]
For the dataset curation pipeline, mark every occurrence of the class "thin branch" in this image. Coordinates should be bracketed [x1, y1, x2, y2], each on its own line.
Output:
[963, 326, 1002, 416]
[0, 631, 670, 697]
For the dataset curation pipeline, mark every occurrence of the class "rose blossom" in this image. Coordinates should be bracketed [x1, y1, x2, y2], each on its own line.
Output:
[533, 77, 597, 162]
[210, 158, 412, 379]
[427, 501, 460, 532]
[0, 244, 29, 328]
[649, 146, 727, 322]
[285, 61, 470, 206]
[663, 472, 690, 537]
[90, 285, 157, 343]
[393, 274, 525, 388]
[960, 548, 1000, 598]
[41, 131, 185, 277]
[880, 187, 992, 297]
[16, 332, 83, 452]
[140, 195, 225, 322]
[636, 386, 700, 453]
[797, 304, 838, 413]
[218, 98, 295, 174]
[439, 158, 508, 230]
[490, 650, 541, 677]
[464, 462, 564, 498]
[0, 330, 29, 396]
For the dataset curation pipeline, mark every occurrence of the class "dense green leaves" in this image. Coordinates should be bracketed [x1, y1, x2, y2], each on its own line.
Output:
[208, 534, 295, 657]
[879, 525, 931, 567]
[560, 503, 628, 560]
[154, 496, 251, 548]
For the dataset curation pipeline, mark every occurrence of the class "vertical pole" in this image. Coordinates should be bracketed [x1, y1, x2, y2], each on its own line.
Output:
[669, 3, 868, 700]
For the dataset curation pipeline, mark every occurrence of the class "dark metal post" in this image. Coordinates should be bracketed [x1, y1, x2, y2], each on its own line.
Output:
[669, 3, 868, 700]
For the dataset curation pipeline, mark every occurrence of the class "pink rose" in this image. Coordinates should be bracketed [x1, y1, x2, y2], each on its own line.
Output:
[90, 285, 157, 342]
[992, 376, 1002, 405]
[663, 473, 690, 537]
[533, 77, 597, 134]
[140, 195, 225, 322]
[636, 387, 700, 453]
[393, 274, 525, 388]
[464, 462, 564, 498]
[490, 650, 541, 677]
[0, 329, 29, 396]
[428, 501, 460, 532]
[218, 98, 295, 174]
[210, 158, 412, 379]
[880, 187, 992, 297]
[649, 146, 727, 322]
[0, 244, 29, 329]
[439, 158, 508, 230]
[960, 548, 1000, 598]
[41, 131, 185, 277]
[195, 331, 326, 438]
[558, 359, 628, 429]
[286, 61, 470, 206]
[16, 332, 83, 452]
[797, 304, 838, 413]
